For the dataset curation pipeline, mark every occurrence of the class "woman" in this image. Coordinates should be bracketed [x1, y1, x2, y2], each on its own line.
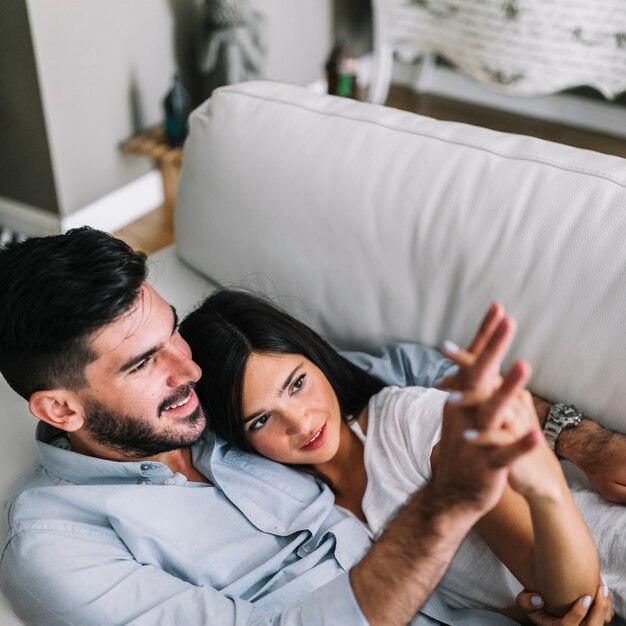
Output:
[179, 289, 613, 621]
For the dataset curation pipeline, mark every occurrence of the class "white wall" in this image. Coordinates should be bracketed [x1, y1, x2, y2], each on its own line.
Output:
[254, 0, 332, 85]
[27, 0, 177, 218]
[1, 0, 334, 233]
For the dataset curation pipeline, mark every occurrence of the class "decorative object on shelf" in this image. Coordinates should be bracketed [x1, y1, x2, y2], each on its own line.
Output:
[163, 74, 191, 148]
[198, 0, 266, 93]
[370, 0, 626, 104]
[121, 126, 183, 217]
[325, 43, 360, 99]
[0, 226, 26, 245]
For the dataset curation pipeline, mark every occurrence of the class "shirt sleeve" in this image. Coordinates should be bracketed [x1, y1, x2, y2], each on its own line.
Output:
[0, 526, 368, 626]
[342, 342, 456, 388]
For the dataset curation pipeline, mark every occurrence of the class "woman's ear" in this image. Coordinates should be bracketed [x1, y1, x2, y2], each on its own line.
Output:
[29, 390, 85, 432]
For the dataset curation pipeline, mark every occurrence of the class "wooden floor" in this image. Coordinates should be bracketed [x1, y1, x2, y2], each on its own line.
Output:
[114, 85, 626, 255]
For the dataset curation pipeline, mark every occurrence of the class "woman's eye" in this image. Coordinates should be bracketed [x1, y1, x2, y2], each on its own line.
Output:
[250, 414, 270, 432]
[291, 374, 306, 393]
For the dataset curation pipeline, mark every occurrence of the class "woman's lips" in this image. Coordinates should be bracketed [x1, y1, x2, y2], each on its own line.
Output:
[300, 423, 327, 451]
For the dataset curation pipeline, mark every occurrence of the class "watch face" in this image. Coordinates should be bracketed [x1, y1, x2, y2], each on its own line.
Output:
[550, 403, 582, 426]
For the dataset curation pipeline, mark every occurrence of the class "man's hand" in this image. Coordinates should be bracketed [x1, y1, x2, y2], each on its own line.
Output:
[516, 584, 613, 625]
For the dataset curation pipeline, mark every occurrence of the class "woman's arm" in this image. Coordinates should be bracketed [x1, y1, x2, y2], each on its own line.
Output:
[443, 363, 600, 617]
[474, 453, 600, 618]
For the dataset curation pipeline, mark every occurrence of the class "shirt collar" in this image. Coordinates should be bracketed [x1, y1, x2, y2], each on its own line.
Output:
[35, 421, 216, 485]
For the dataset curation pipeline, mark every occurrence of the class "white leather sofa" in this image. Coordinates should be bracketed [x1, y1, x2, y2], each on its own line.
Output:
[2, 80, 626, 624]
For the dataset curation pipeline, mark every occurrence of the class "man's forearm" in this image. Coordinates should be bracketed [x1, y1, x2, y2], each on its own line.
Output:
[532, 393, 608, 463]
[350, 482, 478, 626]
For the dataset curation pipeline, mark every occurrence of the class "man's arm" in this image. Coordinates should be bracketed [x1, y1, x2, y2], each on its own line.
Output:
[532, 395, 626, 504]
[0, 527, 367, 626]
[341, 342, 457, 389]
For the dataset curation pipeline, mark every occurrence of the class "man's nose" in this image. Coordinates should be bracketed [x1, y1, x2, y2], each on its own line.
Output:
[166, 345, 202, 386]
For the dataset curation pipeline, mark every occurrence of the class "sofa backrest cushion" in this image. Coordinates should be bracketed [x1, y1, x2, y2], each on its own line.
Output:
[176, 81, 626, 432]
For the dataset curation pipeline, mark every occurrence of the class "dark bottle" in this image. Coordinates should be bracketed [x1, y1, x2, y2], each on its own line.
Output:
[325, 43, 359, 99]
[163, 73, 191, 148]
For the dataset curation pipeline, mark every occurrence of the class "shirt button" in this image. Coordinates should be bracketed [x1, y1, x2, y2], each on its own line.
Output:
[275, 525, 287, 533]
[164, 478, 175, 486]
[302, 545, 311, 553]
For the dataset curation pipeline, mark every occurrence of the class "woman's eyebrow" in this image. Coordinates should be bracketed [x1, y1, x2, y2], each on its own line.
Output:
[280, 362, 304, 393]
[242, 362, 304, 424]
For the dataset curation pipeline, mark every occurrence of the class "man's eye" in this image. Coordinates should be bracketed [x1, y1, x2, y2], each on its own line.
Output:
[291, 374, 306, 393]
[132, 357, 152, 373]
[250, 414, 270, 432]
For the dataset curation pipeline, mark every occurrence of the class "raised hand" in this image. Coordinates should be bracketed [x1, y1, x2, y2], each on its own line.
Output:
[432, 311, 540, 518]
[440, 302, 626, 505]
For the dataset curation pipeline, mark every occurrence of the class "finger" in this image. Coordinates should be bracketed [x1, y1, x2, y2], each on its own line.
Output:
[488, 429, 541, 469]
[585, 582, 610, 625]
[478, 359, 531, 430]
[467, 301, 506, 354]
[470, 316, 517, 392]
[547, 594, 595, 626]
[476, 361, 531, 430]
[598, 481, 626, 504]
[441, 344, 476, 368]
[514, 592, 556, 626]
[445, 389, 491, 407]
[515, 590, 545, 612]
[462, 428, 517, 446]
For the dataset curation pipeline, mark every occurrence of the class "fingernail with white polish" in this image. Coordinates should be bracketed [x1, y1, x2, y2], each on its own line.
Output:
[530, 595, 543, 607]
[447, 391, 463, 403]
[446, 364, 460, 376]
[601, 575, 607, 585]
[582, 596, 592, 608]
[463, 429, 479, 441]
[603, 585, 609, 598]
[443, 340, 459, 354]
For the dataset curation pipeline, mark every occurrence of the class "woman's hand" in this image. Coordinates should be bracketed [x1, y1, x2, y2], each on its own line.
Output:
[516, 584, 613, 625]
[439, 304, 563, 502]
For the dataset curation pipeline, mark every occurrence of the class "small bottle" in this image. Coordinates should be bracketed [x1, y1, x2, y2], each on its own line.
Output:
[163, 73, 191, 148]
[325, 43, 359, 99]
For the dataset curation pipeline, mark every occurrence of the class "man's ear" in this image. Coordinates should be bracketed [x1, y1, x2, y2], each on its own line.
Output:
[29, 390, 85, 432]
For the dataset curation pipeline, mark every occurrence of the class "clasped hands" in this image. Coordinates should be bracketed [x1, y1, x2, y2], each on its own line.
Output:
[433, 302, 612, 625]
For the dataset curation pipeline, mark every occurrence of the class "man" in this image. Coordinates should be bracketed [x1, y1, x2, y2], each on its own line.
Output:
[0, 228, 612, 625]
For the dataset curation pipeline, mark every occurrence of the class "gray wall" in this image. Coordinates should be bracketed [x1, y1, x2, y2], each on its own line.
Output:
[0, 0, 59, 214]
[1, 0, 335, 221]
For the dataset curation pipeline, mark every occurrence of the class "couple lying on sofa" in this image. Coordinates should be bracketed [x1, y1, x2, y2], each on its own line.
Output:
[0, 227, 621, 625]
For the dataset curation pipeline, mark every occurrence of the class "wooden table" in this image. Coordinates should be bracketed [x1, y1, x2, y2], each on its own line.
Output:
[121, 126, 183, 216]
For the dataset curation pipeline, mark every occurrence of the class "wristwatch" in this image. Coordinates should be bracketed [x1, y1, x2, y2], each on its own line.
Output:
[542, 403, 582, 452]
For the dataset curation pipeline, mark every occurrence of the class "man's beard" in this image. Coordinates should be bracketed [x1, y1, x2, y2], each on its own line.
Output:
[82, 384, 206, 460]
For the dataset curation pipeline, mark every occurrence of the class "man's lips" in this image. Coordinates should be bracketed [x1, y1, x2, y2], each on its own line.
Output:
[159, 384, 198, 417]
[299, 423, 327, 451]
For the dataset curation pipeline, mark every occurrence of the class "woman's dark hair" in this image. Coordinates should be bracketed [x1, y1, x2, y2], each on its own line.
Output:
[179, 288, 385, 452]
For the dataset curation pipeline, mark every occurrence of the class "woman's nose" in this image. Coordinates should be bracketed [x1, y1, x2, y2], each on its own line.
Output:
[283, 410, 311, 436]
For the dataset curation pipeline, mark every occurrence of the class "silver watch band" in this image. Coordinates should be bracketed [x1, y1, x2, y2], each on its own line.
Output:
[543, 420, 563, 451]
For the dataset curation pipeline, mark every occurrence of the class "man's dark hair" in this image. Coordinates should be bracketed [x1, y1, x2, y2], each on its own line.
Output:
[179, 288, 385, 452]
[0, 227, 148, 399]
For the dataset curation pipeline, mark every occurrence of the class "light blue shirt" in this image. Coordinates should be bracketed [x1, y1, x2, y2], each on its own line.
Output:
[1, 344, 516, 625]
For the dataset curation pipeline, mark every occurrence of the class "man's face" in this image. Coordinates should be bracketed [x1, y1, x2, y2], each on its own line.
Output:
[74, 283, 206, 460]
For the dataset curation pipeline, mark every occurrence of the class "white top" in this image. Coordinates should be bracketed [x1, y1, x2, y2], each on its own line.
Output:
[352, 386, 626, 615]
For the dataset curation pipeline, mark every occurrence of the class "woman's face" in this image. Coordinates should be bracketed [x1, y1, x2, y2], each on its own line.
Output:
[240, 352, 343, 465]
